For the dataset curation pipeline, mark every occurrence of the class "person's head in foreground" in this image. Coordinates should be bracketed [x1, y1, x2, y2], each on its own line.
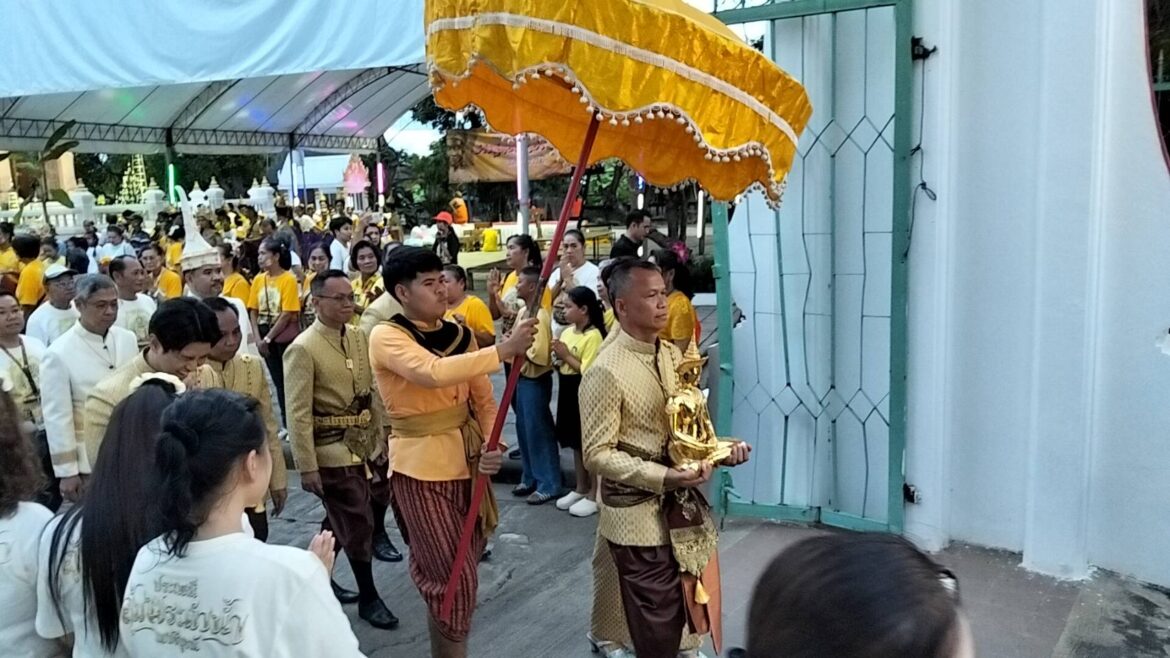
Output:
[741, 533, 973, 658]
[384, 246, 447, 322]
[152, 389, 269, 556]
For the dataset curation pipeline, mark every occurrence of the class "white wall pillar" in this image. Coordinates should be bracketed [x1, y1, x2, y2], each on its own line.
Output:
[902, 0, 959, 553]
[1018, 0, 1108, 580]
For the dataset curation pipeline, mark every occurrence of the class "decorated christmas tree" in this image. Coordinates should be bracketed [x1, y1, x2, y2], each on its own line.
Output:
[116, 154, 148, 205]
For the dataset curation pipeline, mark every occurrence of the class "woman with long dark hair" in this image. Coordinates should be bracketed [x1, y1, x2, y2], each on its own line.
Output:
[37, 378, 180, 656]
[550, 286, 607, 518]
[120, 389, 360, 657]
[247, 238, 300, 421]
[0, 385, 58, 657]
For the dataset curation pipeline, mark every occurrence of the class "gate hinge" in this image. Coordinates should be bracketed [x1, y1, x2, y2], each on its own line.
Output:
[911, 37, 938, 61]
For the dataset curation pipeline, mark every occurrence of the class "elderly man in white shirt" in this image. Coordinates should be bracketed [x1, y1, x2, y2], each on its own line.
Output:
[39, 274, 136, 502]
[24, 264, 79, 347]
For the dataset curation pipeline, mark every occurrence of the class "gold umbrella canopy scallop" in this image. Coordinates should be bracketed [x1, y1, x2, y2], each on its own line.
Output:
[425, 0, 813, 205]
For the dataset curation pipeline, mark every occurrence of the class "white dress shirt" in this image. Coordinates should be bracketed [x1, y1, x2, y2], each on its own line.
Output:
[25, 302, 78, 347]
[39, 323, 137, 476]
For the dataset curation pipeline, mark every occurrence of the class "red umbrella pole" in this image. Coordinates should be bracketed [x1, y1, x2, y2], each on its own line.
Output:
[440, 120, 601, 622]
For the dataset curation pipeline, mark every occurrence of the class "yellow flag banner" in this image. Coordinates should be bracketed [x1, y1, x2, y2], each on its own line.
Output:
[447, 130, 572, 184]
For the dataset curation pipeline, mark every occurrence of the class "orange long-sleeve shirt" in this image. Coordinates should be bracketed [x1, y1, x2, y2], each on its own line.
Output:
[368, 320, 501, 481]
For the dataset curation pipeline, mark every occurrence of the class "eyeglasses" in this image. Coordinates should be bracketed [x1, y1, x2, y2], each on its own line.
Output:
[316, 293, 357, 304]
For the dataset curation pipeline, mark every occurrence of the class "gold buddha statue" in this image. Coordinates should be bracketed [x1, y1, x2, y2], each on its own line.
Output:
[666, 341, 737, 470]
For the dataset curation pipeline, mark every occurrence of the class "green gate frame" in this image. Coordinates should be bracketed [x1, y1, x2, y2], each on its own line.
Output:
[711, 0, 912, 534]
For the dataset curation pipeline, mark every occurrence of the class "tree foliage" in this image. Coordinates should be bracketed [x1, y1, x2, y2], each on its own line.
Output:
[74, 152, 272, 204]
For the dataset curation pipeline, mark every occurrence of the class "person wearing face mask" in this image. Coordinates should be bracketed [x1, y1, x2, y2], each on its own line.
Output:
[82, 297, 222, 467]
[39, 274, 136, 503]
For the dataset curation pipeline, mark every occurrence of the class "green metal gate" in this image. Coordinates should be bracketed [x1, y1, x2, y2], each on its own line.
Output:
[710, 0, 912, 533]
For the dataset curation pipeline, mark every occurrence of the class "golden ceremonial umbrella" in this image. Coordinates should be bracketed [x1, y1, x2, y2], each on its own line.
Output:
[426, 0, 812, 627]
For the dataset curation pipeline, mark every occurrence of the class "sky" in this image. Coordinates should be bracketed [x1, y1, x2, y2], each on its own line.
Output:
[382, 0, 770, 156]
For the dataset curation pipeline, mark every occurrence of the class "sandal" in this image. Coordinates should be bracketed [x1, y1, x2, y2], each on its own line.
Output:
[511, 483, 536, 497]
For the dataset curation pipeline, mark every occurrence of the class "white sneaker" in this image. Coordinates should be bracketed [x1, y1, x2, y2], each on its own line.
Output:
[556, 491, 586, 510]
[569, 497, 599, 517]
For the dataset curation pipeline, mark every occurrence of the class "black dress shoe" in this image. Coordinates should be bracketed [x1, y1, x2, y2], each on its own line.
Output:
[373, 532, 403, 562]
[331, 580, 360, 605]
[358, 598, 400, 630]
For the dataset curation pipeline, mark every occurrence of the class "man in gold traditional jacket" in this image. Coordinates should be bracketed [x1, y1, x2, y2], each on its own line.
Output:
[283, 269, 398, 630]
[83, 297, 221, 467]
[198, 297, 287, 540]
[581, 259, 750, 658]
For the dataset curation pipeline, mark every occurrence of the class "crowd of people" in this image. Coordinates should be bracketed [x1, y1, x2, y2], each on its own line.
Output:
[0, 197, 973, 658]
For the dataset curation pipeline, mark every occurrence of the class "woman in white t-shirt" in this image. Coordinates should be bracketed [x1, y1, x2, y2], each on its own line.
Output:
[120, 389, 361, 657]
[0, 385, 60, 657]
[38, 377, 181, 658]
[548, 229, 601, 337]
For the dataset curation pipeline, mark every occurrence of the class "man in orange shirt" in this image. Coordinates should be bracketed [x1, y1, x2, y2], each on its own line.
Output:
[369, 247, 535, 657]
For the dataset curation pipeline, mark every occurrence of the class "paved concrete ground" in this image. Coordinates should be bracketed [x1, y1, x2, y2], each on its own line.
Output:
[267, 304, 1170, 656]
[268, 478, 1170, 658]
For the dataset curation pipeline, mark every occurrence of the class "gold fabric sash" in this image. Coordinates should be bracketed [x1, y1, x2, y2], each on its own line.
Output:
[312, 393, 376, 459]
[391, 404, 499, 535]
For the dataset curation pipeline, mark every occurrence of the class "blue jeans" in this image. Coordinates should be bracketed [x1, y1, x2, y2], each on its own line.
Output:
[514, 372, 562, 496]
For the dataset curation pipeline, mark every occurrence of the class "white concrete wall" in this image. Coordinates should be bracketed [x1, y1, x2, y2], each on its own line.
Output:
[726, 0, 1170, 587]
[905, 0, 1170, 586]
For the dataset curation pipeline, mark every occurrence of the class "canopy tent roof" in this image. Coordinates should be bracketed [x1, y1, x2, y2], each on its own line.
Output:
[0, 0, 428, 155]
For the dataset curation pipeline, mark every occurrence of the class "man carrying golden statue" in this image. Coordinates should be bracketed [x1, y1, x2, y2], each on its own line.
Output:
[581, 258, 751, 658]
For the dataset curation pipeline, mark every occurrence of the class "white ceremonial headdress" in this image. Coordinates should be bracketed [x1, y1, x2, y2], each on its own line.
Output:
[176, 186, 220, 272]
